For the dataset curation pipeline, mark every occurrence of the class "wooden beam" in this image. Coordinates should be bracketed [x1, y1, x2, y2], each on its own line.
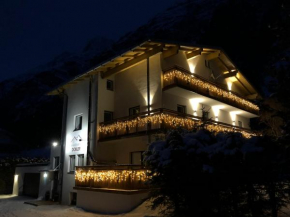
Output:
[223, 71, 237, 79]
[101, 46, 164, 78]
[122, 54, 136, 57]
[218, 57, 230, 71]
[246, 93, 258, 100]
[186, 49, 202, 59]
[132, 48, 147, 52]
[179, 47, 195, 51]
[205, 51, 220, 60]
[162, 45, 179, 58]
[140, 43, 161, 48]
[111, 59, 125, 62]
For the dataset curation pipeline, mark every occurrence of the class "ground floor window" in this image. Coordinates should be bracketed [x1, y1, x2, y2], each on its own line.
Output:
[130, 151, 144, 165]
[69, 155, 75, 172]
[78, 154, 84, 166]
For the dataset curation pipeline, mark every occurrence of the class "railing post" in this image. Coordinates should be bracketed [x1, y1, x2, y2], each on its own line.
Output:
[136, 120, 139, 133]
[126, 125, 129, 135]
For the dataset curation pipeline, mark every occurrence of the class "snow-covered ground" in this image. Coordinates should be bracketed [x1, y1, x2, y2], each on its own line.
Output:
[1, 194, 289, 217]
[0, 195, 159, 217]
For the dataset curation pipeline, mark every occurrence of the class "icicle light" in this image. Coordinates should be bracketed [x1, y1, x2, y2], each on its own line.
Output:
[99, 113, 257, 138]
[75, 169, 151, 189]
[163, 69, 259, 112]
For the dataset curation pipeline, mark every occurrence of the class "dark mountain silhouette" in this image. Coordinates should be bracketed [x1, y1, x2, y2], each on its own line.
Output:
[0, 0, 288, 152]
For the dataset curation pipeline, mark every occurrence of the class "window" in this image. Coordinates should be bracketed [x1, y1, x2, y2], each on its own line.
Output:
[129, 106, 140, 116]
[177, 105, 186, 114]
[107, 80, 114, 91]
[104, 111, 113, 122]
[69, 155, 75, 172]
[78, 154, 84, 166]
[238, 121, 243, 128]
[202, 111, 209, 120]
[53, 157, 60, 170]
[74, 115, 82, 131]
[131, 151, 144, 165]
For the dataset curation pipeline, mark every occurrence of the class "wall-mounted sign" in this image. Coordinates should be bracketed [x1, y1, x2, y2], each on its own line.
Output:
[72, 147, 81, 152]
[71, 135, 82, 147]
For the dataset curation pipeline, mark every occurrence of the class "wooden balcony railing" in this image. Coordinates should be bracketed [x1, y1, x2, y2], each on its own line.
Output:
[163, 66, 259, 115]
[99, 108, 257, 141]
[75, 165, 150, 190]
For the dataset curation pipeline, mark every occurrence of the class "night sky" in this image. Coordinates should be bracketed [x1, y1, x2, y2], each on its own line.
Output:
[0, 0, 176, 81]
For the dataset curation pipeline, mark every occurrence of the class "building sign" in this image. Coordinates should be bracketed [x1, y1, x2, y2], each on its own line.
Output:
[72, 147, 81, 152]
[71, 135, 82, 152]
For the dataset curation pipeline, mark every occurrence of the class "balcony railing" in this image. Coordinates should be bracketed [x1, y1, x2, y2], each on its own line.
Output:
[163, 66, 259, 115]
[75, 165, 150, 190]
[99, 108, 257, 141]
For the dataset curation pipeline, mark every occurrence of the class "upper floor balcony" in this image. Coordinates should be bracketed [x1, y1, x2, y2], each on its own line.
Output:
[163, 66, 259, 115]
[99, 108, 257, 141]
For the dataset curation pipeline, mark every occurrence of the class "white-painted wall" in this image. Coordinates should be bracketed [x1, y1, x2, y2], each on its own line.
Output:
[187, 53, 212, 80]
[162, 51, 190, 71]
[112, 53, 162, 118]
[62, 79, 90, 205]
[77, 190, 148, 214]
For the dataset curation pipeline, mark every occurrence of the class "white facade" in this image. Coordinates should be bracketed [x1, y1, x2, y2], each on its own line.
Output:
[50, 41, 260, 211]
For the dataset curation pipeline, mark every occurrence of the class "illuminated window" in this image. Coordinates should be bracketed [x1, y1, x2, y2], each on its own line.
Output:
[131, 151, 144, 165]
[104, 111, 113, 122]
[78, 154, 84, 166]
[107, 80, 114, 91]
[74, 115, 82, 131]
[177, 105, 186, 114]
[129, 106, 140, 116]
[69, 155, 75, 172]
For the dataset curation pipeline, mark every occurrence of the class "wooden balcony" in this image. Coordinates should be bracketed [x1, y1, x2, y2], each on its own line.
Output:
[163, 66, 259, 115]
[75, 165, 150, 191]
[99, 108, 257, 141]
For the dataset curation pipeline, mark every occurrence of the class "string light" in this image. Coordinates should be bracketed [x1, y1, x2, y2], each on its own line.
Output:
[99, 112, 257, 139]
[75, 169, 151, 188]
[163, 69, 259, 113]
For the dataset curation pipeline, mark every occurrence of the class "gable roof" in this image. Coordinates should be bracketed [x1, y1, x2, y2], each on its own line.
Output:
[48, 39, 261, 99]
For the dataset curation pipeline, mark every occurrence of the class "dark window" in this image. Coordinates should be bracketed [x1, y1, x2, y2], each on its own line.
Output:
[69, 155, 75, 172]
[54, 157, 60, 169]
[238, 121, 243, 128]
[129, 106, 140, 116]
[75, 115, 82, 131]
[104, 111, 114, 122]
[130, 151, 144, 165]
[78, 154, 84, 166]
[107, 80, 114, 91]
[70, 192, 77, 205]
[177, 105, 186, 114]
[202, 111, 209, 120]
